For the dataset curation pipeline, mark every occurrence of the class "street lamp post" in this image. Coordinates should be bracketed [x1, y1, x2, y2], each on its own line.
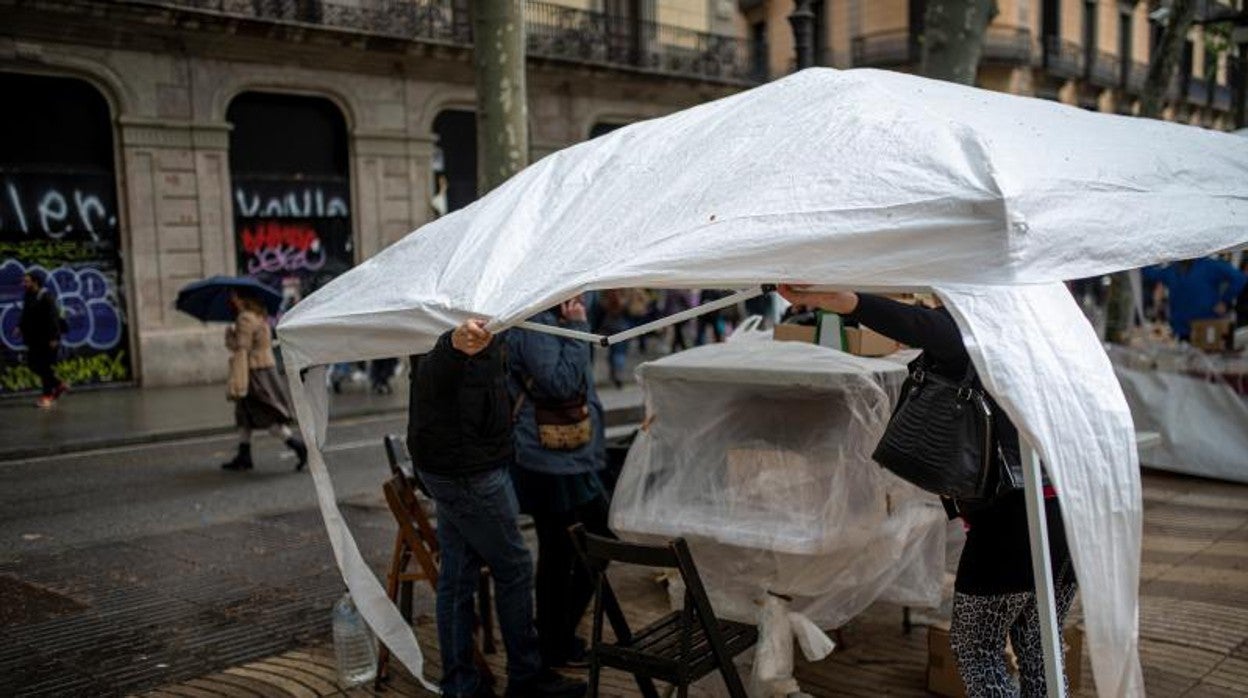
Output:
[789, 0, 815, 71]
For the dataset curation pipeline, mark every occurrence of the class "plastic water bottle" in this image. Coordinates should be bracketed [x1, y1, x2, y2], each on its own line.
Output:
[332, 592, 377, 687]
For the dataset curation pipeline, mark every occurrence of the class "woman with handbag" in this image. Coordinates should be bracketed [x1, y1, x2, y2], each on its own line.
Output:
[778, 285, 1077, 698]
[220, 290, 308, 472]
[506, 296, 612, 669]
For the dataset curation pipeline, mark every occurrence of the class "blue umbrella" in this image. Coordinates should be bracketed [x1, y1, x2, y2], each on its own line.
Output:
[175, 276, 282, 323]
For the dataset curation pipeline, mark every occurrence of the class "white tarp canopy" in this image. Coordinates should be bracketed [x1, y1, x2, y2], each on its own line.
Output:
[277, 68, 1248, 697]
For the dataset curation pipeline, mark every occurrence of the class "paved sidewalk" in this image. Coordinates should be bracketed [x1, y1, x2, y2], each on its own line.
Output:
[138, 470, 1248, 698]
[0, 350, 652, 461]
[0, 382, 406, 461]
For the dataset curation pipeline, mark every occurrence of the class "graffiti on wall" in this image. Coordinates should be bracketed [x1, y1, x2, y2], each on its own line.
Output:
[1, 174, 118, 241]
[234, 184, 349, 219]
[233, 177, 352, 307]
[1, 172, 130, 393]
[240, 220, 330, 275]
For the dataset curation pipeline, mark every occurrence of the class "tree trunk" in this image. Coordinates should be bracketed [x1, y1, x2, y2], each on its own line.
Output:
[1106, 0, 1199, 343]
[919, 0, 999, 84]
[1234, 43, 1247, 129]
[1138, 0, 1199, 119]
[472, 0, 529, 196]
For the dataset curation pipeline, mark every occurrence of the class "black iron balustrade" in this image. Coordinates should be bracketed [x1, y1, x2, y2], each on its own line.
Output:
[133, 0, 471, 43]
[1086, 51, 1120, 88]
[1187, 77, 1210, 106]
[121, 0, 754, 83]
[1213, 83, 1231, 111]
[523, 1, 752, 82]
[981, 26, 1032, 64]
[1042, 35, 1084, 79]
[850, 30, 916, 67]
[1124, 61, 1148, 94]
[851, 26, 1032, 68]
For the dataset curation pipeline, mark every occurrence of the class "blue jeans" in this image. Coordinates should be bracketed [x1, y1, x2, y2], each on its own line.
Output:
[422, 468, 543, 697]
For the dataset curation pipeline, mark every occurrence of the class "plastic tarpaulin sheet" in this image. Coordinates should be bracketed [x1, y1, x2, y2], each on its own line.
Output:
[277, 68, 1248, 697]
[611, 341, 946, 626]
[1109, 345, 1248, 484]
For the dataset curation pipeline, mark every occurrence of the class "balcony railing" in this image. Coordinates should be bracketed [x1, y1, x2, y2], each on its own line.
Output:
[131, 0, 471, 42]
[1125, 61, 1148, 94]
[1187, 77, 1210, 106]
[982, 27, 1033, 64]
[524, 1, 752, 83]
[850, 30, 916, 67]
[1042, 36, 1084, 79]
[122, 0, 755, 84]
[1213, 84, 1232, 111]
[851, 26, 1033, 68]
[1085, 51, 1120, 89]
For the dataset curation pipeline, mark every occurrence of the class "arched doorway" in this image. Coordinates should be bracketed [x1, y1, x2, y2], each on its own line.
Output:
[432, 110, 477, 214]
[0, 72, 130, 394]
[589, 122, 627, 139]
[226, 92, 352, 312]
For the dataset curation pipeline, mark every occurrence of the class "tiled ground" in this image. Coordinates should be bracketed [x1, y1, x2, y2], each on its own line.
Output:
[133, 469, 1248, 698]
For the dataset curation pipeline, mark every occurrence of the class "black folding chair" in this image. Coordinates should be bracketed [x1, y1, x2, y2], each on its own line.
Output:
[570, 524, 757, 698]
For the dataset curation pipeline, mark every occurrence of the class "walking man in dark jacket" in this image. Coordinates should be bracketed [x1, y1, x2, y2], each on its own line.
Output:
[409, 319, 585, 698]
[17, 271, 68, 409]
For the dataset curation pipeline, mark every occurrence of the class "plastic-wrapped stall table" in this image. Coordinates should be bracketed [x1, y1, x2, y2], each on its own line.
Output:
[610, 341, 947, 693]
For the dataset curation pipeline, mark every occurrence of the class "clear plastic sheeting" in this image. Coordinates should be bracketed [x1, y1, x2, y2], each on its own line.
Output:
[610, 341, 946, 629]
[1108, 344, 1248, 484]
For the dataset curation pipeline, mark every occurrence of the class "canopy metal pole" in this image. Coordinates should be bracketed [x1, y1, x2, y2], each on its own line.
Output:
[515, 321, 604, 344]
[604, 286, 767, 346]
[1021, 438, 1066, 698]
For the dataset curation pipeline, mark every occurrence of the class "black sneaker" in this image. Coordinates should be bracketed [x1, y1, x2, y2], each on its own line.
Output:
[504, 670, 586, 698]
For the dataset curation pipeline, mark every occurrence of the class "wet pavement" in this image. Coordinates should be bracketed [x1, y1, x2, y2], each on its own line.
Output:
[0, 342, 656, 461]
[139, 469, 1248, 698]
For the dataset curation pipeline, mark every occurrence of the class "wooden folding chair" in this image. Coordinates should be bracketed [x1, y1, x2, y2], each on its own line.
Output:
[376, 444, 496, 689]
[570, 524, 757, 698]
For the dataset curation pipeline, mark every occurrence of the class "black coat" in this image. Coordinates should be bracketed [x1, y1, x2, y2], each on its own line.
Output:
[407, 330, 513, 477]
[19, 288, 61, 352]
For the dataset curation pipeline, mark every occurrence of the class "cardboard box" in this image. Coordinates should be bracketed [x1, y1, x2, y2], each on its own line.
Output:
[773, 324, 816, 343]
[844, 326, 903, 357]
[724, 447, 823, 512]
[774, 319, 903, 357]
[927, 623, 1083, 697]
[1190, 318, 1233, 352]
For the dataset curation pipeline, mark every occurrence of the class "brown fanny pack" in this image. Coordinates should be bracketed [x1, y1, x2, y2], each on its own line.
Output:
[514, 377, 592, 451]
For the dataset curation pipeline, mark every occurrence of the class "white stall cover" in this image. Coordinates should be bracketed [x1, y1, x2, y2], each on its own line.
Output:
[611, 341, 946, 626]
[1109, 345, 1248, 484]
[277, 68, 1248, 697]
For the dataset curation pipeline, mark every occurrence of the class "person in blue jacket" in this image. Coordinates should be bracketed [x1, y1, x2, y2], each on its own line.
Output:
[1143, 258, 1247, 340]
[506, 296, 611, 669]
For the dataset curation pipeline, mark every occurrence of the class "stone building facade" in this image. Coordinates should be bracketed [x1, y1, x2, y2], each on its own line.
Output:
[741, 0, 1246, 127]
[0, 0, 751, 392]
[4, 0, 1241, 394]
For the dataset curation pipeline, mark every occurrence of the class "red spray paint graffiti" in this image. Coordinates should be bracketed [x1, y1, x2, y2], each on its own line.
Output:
[239, 221, 327, 275]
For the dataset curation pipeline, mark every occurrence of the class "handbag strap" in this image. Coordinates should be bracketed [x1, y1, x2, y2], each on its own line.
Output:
[911, 352, 982, 399]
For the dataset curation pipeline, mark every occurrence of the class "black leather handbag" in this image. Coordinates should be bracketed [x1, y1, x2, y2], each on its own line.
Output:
[872, 356, 1017, 502]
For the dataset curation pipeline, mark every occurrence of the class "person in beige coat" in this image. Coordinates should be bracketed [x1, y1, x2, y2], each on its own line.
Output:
[221, 290, 307, 471]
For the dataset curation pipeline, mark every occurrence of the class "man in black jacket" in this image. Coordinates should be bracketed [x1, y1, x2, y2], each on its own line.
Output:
[17, 271, 68, 409]
[409, 319, 584, 698]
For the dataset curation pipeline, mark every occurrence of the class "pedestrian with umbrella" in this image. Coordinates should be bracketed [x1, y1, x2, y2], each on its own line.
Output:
[176, 276, 307, 471]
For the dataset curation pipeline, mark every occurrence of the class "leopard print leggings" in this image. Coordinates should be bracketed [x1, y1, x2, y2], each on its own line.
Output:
[950, 560, 1078, 698]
